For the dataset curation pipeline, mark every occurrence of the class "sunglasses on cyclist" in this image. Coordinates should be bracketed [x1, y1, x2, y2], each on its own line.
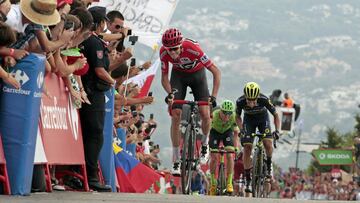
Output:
[166, 46, 181, 52]
[222, 110, 233, 115]
[115, 24, 124, 29]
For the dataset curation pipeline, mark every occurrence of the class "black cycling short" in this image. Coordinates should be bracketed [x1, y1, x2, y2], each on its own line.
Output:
[209, 128, 234, 150]
[241, 113, 272, 146]
[170, 68, 209, 109]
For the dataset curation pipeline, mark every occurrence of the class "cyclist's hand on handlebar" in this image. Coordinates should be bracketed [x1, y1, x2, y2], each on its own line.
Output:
[273, 130, 280, 140]
[164, 92, 174, 104]
[239, 129, 246, 138]
[208, 96, 217, 108]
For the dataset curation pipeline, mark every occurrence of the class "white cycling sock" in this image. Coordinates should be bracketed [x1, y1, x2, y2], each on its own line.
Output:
[173, 147, 180, 162]
[201, 135, 209, 146]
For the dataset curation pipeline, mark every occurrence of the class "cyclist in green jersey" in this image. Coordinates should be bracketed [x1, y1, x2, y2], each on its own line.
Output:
[208, 100, 240, 195]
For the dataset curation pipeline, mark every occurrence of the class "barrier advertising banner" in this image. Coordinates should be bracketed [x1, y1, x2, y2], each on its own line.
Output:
[312, 149, 353, 165]
[39, 73, 85, 165]
[0, 54, 45, 195]
[99, 89, 116, 191]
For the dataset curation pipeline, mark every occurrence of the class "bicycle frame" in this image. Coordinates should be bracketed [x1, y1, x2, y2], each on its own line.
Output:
[251, 133, 277, 198]
[211, 146, 234, 196]
[169, 100, 209, 194]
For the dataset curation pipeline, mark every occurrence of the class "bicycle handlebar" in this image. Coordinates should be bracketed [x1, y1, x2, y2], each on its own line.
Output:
[250, 133, 277, 149]
[168, 99, 210, 116]
[211, 149, 235, 154]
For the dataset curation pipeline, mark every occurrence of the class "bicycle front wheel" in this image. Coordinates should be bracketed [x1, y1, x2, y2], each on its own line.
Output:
[218, 163, 226, 196]
[181, 125, 197, 194]
[252, 148, 263, 197]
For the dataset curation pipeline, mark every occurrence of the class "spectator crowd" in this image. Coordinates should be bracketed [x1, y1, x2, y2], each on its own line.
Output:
[0, 0, 163, 192]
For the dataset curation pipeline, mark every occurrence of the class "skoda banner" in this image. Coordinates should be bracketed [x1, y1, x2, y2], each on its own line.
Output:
[99, 88, 116, 191]
[0, 54, 45, 195]
[312, 149, 353, 165]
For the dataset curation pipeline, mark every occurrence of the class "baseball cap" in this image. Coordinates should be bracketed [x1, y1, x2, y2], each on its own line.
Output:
[88, 6, 109, 24]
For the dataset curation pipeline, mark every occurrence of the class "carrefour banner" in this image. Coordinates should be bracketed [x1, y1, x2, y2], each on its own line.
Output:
[39, 73, 85, 165]
[99, 88, 116, 191]
[0, 54, 45, 195]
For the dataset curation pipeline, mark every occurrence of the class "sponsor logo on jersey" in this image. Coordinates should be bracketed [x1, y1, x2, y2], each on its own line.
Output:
[200, 54, 209, 64]
[179, 57, 191, 63]
[178, 60, 199, 70]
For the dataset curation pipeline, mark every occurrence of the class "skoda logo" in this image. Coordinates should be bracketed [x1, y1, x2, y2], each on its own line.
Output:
[319, 153, 326, 160]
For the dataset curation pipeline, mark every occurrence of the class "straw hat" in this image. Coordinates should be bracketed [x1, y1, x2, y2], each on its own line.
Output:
[20, 0, 60, 26]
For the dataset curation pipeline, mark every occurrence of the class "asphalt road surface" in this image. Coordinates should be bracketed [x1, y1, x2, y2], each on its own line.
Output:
[0, 192, 350, 203]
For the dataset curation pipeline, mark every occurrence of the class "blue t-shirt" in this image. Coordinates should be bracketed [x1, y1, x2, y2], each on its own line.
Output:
[116, 128, 126, 150]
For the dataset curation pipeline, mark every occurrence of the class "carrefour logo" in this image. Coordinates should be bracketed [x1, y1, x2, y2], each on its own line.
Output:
[2, 69, 31, 95]
[12, 69, 29, 86]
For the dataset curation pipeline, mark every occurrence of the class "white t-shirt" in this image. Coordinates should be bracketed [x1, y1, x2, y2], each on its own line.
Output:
[143, 140, 150, 155]
[6, 4, 25, 33]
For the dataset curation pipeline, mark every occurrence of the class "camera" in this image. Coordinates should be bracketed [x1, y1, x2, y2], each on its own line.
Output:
[150, 113, 154, 119]
[127, 29, 132, 36]
[129, 35, 138, 45]
[148, 92, 153, 97]
[130, 58, 136, 66]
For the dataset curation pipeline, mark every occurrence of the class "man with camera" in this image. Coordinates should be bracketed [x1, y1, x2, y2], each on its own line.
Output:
[160, 28, 221, 175]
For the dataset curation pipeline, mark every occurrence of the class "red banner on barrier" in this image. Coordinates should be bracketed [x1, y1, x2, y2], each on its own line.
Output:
[39, 73, 85, 165]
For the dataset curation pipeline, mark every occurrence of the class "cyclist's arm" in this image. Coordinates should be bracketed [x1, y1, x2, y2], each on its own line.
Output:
[161, 71, 172, 94]
[207, 64, 221, 98]
[233, 126, 241, 150]
[273, 111, 280, 131]
[235, 114, 243, 131]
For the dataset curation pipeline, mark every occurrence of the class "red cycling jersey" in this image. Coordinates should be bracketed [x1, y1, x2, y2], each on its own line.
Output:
[160, 39, 213, 74]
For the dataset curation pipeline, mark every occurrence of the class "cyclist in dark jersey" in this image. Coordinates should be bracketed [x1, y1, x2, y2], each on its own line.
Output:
[235, 82, 280, 194]
[160, 28, 221, 175]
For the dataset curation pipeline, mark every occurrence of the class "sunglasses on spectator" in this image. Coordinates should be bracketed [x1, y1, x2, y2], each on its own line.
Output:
[115, 24, 124, 29]
[222, 110, 233, 115]
[166, 46, 181, 52]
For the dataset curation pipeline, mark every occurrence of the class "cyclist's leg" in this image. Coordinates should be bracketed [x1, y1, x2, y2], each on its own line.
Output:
[189, 68, 210, 146]
[208, 129, 220, 195]
[170, 71, 187, 173]
[258, 114, 273, 178]
[241, 116, 256, 192]
[223, 129, 235, 193]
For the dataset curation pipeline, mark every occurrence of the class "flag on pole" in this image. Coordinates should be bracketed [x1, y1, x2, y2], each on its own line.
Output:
[123, 58, 160, 98]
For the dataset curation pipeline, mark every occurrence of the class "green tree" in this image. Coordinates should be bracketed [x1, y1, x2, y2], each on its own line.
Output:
[320, 127, 344, 148]
[354, 114, 360, 135]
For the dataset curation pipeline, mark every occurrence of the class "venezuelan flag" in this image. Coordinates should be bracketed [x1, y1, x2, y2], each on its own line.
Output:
[113, 143, 161, 193]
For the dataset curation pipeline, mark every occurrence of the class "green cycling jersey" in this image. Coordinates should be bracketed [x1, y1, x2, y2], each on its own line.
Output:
[211, 109, 239, 134]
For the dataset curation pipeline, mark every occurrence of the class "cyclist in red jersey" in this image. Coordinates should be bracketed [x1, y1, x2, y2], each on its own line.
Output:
[161, 28, 221, 175]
